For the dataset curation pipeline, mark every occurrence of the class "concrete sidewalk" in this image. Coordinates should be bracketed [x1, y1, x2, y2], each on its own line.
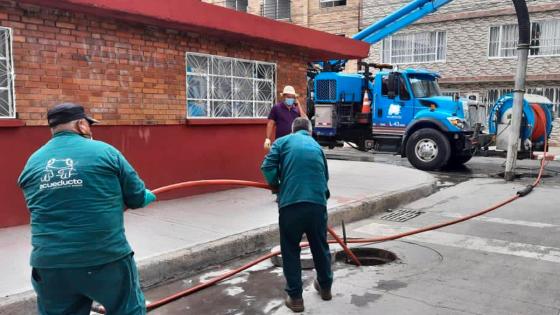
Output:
[0, 160, 435, 313]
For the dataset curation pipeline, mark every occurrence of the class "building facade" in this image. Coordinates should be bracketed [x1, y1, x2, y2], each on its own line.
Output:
[0, 0, 367, 227]
[203, 0, 362, 70]
[362, 0, 560, 115]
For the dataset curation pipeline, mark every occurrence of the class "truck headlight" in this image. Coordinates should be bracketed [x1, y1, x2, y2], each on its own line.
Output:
[447, 117, 467, 129]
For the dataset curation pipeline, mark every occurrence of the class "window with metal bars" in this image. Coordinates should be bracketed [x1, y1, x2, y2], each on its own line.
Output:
[186, 53, 276, 118]
[0, 27, 15, 118]
[489, 20, 560, 58]
[381, 31, 447, 64]
[484, 87, 560, 118]
[261, 0, 290, 20]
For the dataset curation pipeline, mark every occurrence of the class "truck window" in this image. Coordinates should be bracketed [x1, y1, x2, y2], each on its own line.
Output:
[409, 74, 442, 98]
[398, 76, 411, 100]
[381, 75, 389, 96]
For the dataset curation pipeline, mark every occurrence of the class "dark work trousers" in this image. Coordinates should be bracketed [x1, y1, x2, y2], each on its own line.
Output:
[279, 202, 333, 299]
[31, 253, 146, 315]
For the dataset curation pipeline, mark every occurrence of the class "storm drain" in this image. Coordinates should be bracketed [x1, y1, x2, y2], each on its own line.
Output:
[336, 247, 397, 266]
[379, 209, 423, 222]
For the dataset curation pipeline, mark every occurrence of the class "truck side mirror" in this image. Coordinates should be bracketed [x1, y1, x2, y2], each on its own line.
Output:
[387, 73, 397, 99]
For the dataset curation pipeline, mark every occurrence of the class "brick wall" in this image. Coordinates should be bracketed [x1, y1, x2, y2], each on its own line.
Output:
[0, 1, 309, 126]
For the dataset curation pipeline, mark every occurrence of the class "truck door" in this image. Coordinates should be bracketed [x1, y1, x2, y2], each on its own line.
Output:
[373, 73, 415, 133]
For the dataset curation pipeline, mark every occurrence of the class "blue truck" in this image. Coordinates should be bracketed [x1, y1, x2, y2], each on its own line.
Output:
[311, 63, 474, 170]
[308, 0, 553, 171]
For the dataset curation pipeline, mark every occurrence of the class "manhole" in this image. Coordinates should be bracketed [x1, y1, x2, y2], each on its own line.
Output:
[380, 209, 423, 222]
[335, 247, 397, 266]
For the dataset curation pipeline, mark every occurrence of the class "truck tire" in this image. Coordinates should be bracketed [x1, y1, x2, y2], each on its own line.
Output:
[405, 128, 451, 171]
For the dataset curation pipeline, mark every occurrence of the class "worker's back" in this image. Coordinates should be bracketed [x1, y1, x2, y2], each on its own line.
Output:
[18, 131, 146, 268]
[273, 130, 329, 208]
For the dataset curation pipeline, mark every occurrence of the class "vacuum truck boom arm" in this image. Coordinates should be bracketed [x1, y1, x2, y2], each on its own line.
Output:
[322, 0, 454, 71]
[353, 0, 454, 45]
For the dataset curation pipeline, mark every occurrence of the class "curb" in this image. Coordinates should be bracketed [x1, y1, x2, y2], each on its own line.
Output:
[0, 178, 436, 314]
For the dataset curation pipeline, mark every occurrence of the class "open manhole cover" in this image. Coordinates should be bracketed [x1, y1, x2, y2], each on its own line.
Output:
[336, 247, 397, 266]
[380, 209, 423, 222]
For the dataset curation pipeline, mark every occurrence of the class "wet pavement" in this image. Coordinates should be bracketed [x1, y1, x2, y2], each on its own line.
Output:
[142, 152, 560, 314]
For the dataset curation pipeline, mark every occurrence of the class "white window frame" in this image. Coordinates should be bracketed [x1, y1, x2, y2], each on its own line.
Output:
[261, 0, 291, 20]
[185, 52, 277, 119]
[381, 31, 447, 65]
[225, 0, 248, 12]
[0, 27, 16, 119]
[488, 19, 560, 59]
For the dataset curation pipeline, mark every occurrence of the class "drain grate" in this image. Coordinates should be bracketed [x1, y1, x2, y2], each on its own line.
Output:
[380, 209, 423, 222]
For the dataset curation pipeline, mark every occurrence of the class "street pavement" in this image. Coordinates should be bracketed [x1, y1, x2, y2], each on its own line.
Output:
[0, 159, 434, 310]
[142, 156, 560, 315]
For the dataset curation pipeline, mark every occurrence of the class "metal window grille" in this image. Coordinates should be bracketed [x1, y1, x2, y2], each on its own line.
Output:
[186, 53, 276, 118]
[0, 27, 15, 118]
[226, 0, 248, 12]
[319, 0, 346, 8]
[261, 0, 291, 20]
[381, 31, 446, 64]
[484, 87, 560, 118]
[489, 20, 560, 58]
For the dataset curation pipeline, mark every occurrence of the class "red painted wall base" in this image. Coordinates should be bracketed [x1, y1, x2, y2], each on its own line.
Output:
[0, 124, 267, 227]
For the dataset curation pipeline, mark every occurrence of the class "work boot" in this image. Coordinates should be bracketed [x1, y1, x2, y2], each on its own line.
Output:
[285, 295, 304, 313]
[314, 279, 332, 301]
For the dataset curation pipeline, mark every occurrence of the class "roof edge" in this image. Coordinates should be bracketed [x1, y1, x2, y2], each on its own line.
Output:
[19, 0, 370, 60]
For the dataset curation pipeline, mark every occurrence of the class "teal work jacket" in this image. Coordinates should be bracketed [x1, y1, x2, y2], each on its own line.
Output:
[18, 131, 147, 268]
[261, 130, 330, 209]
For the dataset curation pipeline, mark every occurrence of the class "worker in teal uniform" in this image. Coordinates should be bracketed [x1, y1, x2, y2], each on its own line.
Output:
[18, 103, 156, 315]
[261, 117, 333, 313]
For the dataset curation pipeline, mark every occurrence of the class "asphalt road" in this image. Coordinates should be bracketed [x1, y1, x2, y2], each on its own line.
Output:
[143, 152, 560, 314]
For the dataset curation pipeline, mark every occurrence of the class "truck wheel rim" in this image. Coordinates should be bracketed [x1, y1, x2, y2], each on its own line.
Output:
[415, 139, 438, 162]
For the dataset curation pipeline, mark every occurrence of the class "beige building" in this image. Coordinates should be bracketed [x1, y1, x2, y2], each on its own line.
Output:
[203, 0, 362, 70]
[204, 0, 360, 35]
[361, 0, 560, 116]
[206, 0, 560, 116]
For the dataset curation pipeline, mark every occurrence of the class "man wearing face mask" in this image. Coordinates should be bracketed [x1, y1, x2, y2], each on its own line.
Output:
[264, 85, 307, 150]
[18, 103, 155, 315]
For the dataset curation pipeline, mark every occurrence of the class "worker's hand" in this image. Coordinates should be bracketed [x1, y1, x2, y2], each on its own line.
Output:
[142, 189, 157, 207]
[264, 138, 272, 150]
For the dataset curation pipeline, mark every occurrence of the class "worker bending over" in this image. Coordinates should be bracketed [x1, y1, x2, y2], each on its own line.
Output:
[264, 85, 307, 150]
[18, 103, 155, 315]
[261, 117, 333, 313]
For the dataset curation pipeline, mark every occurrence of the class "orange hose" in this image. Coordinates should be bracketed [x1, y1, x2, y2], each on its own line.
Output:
[327, 226, 361, 266]
[530, 103, 547, 142]
[152, 179, 270, 195]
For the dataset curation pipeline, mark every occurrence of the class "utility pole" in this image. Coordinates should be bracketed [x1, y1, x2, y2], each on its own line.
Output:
[504, 0, 530, 181]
